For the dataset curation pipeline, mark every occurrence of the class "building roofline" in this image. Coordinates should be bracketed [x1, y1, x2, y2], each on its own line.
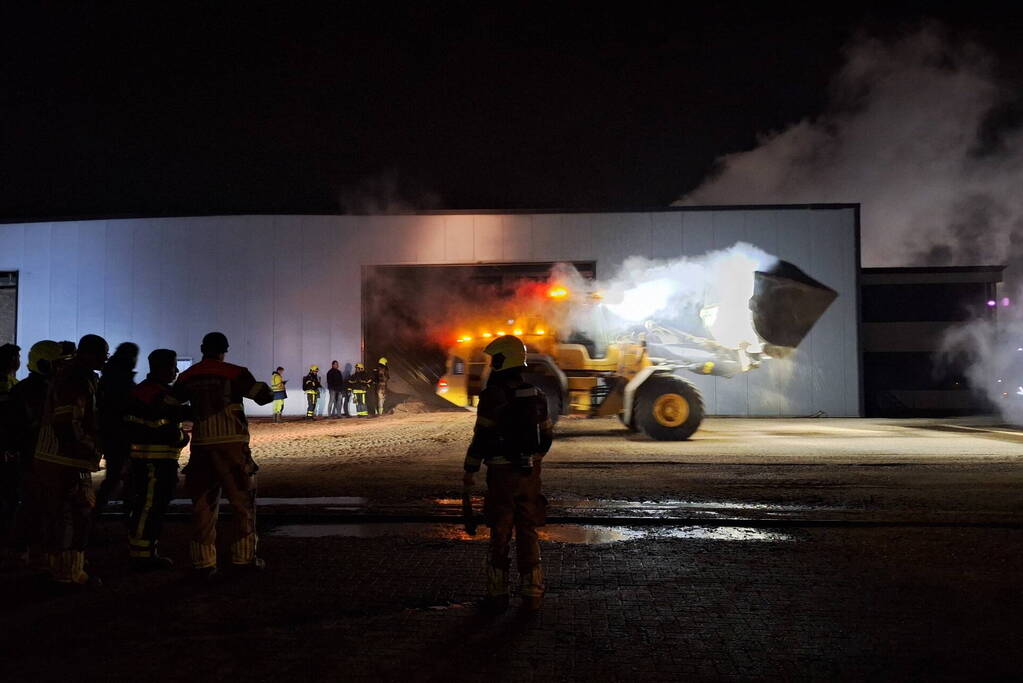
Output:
[0, 203, 860, 226]
[862, 266, 1006, 274]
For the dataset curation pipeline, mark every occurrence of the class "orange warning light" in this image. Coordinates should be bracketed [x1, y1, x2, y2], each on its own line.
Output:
[535, 329, 546, 335]
[482, 332, 493, 339]
[496, 331, 506, 336]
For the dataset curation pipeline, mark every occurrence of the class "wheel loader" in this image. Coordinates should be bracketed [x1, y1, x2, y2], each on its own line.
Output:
[436, 260, 837, 440]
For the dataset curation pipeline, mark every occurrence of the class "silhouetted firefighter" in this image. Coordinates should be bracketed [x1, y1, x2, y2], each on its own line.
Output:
[34, 334, 109, 587]
[94, 342, 139, 522]
[463, 335, 553, 613]
[173, 332, 272, 580]
[123, 349, 190, 570]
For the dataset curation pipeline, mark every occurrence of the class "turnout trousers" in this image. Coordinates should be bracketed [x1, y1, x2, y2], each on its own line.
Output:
[34, 459, 94, 583]
[127, 459, 178, 559]
[352, 389, 368, 416]
[305, 392, 317, 418]
[185, 443, 259, 568]
[94, 440, 130, 514]
[0, 455, 21, 550]
[484, 464, 546, 599]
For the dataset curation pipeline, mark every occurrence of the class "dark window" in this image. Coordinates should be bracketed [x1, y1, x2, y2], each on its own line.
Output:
[0, 271, 16, 345]
[862, 352, 971, 391]
[861, 283, 995, 322]
[452, 357, 465, 375]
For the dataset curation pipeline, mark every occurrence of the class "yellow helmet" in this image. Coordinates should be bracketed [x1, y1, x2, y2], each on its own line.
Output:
[484, 335, 527, 371]
[28, 340, 63, 375]
[310, 364, 319, 372]
[355, 362, 365, 370]
[378, 357, 388, 366]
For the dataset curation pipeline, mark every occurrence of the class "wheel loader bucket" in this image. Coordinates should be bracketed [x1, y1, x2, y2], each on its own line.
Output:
[751, 260, 837, 350]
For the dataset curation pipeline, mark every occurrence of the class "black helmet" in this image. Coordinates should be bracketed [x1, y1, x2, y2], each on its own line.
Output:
[201, 331, 230, 355]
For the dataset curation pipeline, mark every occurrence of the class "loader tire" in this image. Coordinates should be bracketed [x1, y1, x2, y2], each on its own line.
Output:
[634, 375, 704, 441]
[618, 412, 638, 433]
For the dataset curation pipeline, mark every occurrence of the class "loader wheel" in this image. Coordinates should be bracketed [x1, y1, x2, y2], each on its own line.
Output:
[618, 412, 638, 433]
[634, 375, 704, 441]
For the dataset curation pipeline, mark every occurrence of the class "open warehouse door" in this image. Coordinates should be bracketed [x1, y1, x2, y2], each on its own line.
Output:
[361, 262, 595, 412]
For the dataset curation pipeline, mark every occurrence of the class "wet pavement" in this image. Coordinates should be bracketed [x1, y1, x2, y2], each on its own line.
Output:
[1, 518, 1021, 681]
[6, 415, 1023, 680]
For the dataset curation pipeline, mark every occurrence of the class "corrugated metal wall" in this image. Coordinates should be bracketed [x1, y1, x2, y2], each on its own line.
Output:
[0, 206, 860, 416]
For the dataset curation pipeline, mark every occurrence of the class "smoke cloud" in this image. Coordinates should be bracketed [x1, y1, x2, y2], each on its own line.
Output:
[676, 23, 1023, 422]
[675, 23, 1023, 284]
[940, 301, 1023, 425]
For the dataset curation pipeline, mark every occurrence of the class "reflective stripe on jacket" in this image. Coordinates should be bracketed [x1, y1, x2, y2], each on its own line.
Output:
[173, 359, 272, 446]
[124, 378, 190, 460]
[34, 360, 102, 471]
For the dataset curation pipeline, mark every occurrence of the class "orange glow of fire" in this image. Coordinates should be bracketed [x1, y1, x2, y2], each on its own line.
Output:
[547, 286, 568, 299]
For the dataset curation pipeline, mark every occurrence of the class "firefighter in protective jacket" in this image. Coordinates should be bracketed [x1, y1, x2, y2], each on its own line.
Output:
[3, 340, 62, 568]
[34, 334, 109, 587]
[173, 332, 272, 578]
[347, 363, 372, 417]
[303, 365, 321, 420]
[123, 349, 190, 569]
[463, 335, 553, 612]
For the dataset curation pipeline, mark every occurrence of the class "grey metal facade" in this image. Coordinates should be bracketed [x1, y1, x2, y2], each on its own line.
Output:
[0, 205, 860, 416]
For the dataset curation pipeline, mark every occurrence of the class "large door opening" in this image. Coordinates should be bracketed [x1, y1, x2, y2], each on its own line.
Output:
[0, 272, 17, 345]
[362, 262, 595, 406]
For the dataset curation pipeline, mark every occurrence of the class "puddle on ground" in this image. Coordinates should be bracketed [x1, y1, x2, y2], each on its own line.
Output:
[268, 523, 792, 544]
[433, 498, 823, 515]
[159, 496, 371, 508]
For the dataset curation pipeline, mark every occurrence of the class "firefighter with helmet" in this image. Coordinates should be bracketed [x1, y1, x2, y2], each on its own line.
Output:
[303, 365, 321, 420]
[2, 340, 62, 569]
[372, 357, 389, 416]
[347, 363, 372, 417]
[34, 334, 109, 587]
[463, 335, 553, 613]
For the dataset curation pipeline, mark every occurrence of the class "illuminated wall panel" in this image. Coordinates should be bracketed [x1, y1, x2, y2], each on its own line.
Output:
[0, 205, 860, 416]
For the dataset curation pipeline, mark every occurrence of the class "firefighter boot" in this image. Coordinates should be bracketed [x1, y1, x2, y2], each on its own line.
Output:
[50, 550, 101, 590]
[190, 541, 219, 582]
[520, 565, 545, 612]
[230, 533, 265, 572]
[482, 563, 510, 614]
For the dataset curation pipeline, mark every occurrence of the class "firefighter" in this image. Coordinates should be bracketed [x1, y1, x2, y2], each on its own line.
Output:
[463, 335, 553, 613]
[2, 341, 61, 569]
[270, 367, 287, 422]
[348, 362, 372, 417]
[372, 357, 390, 417]
[94, 341, 139, 520]
[34, 334, 109, 588]
[124, 349, 190, 570]
[173, 332, 272, 578]
[303, 365, 321, 420]
[0, 343, 22, 565]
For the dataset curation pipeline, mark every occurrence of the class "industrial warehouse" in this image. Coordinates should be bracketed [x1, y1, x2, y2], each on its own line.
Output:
[0, 204, 861, 419]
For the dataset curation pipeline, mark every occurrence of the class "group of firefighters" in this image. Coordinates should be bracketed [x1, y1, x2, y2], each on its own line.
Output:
[0, 331, 553, 612]
[276, 358, 389, 421]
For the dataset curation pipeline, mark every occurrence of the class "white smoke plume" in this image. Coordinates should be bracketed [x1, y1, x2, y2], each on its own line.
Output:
[675, 24, 1023, 280]
[573, 243, 778, 349]
[940, 295, 1023, 425]
[675, 24, 1023, 422]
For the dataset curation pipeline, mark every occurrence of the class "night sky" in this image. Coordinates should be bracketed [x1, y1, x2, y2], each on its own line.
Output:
[3, 3, 1021, 220]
